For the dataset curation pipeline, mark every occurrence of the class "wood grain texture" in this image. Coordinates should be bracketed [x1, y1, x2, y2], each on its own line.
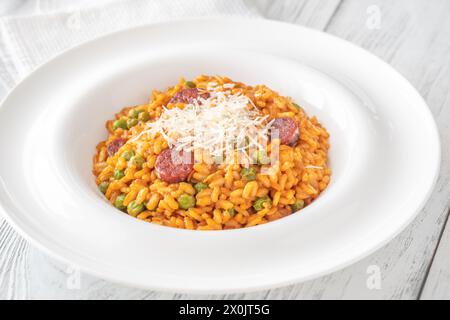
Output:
[0, 0, 449, 300]
[420, 209, 450, 299]
[244, 0, 341, 30]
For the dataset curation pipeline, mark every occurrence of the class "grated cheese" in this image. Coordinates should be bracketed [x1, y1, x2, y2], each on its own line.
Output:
[131, 90, 272, 157]
[304, 165, 323, 169]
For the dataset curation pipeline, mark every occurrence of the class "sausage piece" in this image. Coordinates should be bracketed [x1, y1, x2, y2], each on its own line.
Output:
[107, 138, 127, 156]
[271, 117, 300, 146]
[155, 148, 194, 183]
[170, 88, 209, 104]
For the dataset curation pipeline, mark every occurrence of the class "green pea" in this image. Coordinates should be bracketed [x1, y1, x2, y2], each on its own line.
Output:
[194, 182, 208, 193]
[130, 154, 145, 169]
[127, 109, 139, 119]
[254, 150, 270, 165]
[253, 197, 272, 211]
[114, 194, 126, 210]
[185, 81, 196, 88]
[290, 199, 305, 212]
[177, 194, 196, 209]
[127, 200, 145, 217]
[138, 111, 150, 122]
[114, 169, 125, 180]
[227, 208, 235, 217]
[292, 102, 301, 109]
[121, 150, 134, 161]
[98, 181, 109, 194]
[112, 119, 127, 130]
[127, 118, 139, 129]
[240, 167, 256, 181]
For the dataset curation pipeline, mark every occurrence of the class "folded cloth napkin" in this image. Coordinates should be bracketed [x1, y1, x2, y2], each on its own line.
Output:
[0, 0, 258, 90]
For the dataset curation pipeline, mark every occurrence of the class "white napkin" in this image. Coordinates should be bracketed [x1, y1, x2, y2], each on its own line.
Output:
[0, 0, 258, 90]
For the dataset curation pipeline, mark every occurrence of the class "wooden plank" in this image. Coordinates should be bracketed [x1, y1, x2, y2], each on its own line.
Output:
[416, 0, 450, 298]
[420, 210, 450, 299]
[245, 0, 342, 30]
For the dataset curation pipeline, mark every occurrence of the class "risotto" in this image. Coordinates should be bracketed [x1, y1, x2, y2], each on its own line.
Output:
[92, 75, 331, 230]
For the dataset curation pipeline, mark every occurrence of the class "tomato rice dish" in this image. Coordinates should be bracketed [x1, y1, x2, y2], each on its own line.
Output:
[92, 75, 331, 230]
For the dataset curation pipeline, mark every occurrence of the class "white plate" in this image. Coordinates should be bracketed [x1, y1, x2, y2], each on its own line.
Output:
[0, 18, 440, 293]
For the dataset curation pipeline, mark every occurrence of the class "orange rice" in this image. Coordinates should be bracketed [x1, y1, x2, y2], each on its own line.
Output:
[92, 75, 331, 230]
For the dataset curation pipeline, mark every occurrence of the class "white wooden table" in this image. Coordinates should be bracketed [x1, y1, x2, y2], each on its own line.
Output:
[0, 0, 449, 300]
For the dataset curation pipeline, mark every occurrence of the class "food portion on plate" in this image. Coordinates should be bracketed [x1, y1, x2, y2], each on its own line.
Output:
[92, 75, 331, 230]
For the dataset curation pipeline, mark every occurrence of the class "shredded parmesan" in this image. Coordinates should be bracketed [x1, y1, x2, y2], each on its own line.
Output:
[132, 90, 272, 157]
[304, 165, 323, 169]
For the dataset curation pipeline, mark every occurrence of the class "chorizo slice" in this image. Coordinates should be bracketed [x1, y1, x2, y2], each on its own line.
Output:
[170, 88, 209, 104]
[107, 138, 127, 156]
[155, 148, 194, 183]
[271, 117, 300, 146]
